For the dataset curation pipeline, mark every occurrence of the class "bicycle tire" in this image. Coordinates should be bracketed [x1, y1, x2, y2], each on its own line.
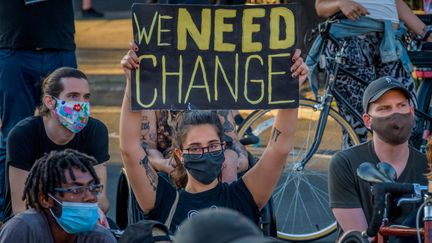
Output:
[238, 98, 360, 241]
[115, 169, 130, 229]
[417, 80, 432, 114]
[338, 231, 369, 243]
[412, 79, 432, 150]
[116, 168, 146, 229]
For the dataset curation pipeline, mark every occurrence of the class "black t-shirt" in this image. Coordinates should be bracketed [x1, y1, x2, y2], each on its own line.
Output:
[146, 174, 260, 233]
[0, 0, 75, 50]
[7, 116, 109, 171]
[329, 141, 428, 231]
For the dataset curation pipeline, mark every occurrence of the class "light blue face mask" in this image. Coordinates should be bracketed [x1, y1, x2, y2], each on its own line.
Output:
[49, 194, 99, 234]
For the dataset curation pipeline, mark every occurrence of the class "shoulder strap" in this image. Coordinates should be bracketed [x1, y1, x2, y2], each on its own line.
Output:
[164, 190, 179, 228]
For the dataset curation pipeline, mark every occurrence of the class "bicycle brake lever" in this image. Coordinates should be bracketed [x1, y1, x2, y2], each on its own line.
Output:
[396, 184, 427, 206]
[397, 197, 422, 207]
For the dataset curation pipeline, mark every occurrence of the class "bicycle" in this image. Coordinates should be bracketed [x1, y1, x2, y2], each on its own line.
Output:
[236, 16, 432, 241]
[337, 161, 432, 243]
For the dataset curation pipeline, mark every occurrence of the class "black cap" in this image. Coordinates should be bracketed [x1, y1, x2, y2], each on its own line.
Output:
[362, 76, 412, 113]
[119, 220, 172, 243]
[174, 207, 263, 243]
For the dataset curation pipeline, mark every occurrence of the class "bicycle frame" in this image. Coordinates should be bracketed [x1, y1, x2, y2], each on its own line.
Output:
[374, 192, 432, 243]
[298, 32, 365, 170]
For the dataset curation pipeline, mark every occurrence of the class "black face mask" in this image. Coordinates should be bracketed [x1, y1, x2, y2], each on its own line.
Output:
[370, 112, 414, 145]
[183, 151, 225, 185]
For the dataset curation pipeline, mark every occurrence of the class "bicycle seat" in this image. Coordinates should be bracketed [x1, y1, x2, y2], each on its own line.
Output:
[376, 162, 396, 182]
[357, 162, 394, 183]
[408, 49, 432, 68]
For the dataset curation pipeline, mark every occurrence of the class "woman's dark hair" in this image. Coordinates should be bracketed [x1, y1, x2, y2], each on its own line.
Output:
[23, 149, 100, 211]
[170, 110, 224, 188]
[38, 67, 88, 116]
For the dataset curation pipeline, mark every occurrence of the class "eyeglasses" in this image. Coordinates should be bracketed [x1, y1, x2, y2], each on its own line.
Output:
[182, 142, 225, 160]
[53, 184, 104, 196]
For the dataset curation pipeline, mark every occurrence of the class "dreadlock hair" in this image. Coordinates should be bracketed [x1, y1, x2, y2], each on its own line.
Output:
[170, 110, 224, 188]
[37, 67, 88, 116]
[23, 149, 100, 211]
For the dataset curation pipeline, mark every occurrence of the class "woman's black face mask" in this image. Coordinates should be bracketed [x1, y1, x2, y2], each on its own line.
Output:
[183, 151, 225, 185]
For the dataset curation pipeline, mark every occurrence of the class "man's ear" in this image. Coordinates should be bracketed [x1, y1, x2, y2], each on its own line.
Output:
[410, 106, 415, 116]
[362, 113, 372, 130]
[39, 193, 53, 209]
[43, 95, 56, 110]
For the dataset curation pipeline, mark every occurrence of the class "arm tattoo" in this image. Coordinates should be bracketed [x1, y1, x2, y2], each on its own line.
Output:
[139, 154, 158, 191]
[140, 115, 151, 142]
[218, 110, 234, 133]
[231, 142, 248, 157]
[271, 128, 282, 142]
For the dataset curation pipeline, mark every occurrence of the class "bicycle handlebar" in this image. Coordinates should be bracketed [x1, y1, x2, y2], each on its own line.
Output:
[366, 182, 421, 237]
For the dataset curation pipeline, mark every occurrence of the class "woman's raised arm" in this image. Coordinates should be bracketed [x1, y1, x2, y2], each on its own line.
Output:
[243, 49, 307, 210]
[119, 47, 158, 213]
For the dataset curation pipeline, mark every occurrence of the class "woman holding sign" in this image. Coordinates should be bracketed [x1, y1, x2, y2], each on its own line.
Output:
[120, 48, 307, 232]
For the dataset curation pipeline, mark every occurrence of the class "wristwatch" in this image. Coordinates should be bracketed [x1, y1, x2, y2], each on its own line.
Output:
[418, 25, 432, 41]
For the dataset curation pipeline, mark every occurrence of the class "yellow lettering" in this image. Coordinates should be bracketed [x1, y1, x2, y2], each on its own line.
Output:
[214, 9, 236, 52]
[157, 14, 173, 46]
[214, 54, 238, 101]
[270, 7, 295, 49]
[244, 55, 264, 104]
[133, 12, 158, 45]
[268, 53, 295, 104]
[162, 55, 183, 104]
[242, 8, 265, 53]
[135, 55, 158, 108]
[185, 56, 211, 103]
[177, 8, 211, 50]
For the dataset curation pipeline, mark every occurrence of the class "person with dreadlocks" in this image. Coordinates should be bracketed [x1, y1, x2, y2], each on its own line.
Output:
[6, 67, 110, 219]
[0, 149, 116, 242]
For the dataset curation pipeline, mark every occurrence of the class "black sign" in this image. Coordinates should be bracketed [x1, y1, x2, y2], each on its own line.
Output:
[131, 3, 298, 110]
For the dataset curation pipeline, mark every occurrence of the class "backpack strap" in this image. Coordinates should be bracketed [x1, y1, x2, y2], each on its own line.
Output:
[164, 190, 179, 228]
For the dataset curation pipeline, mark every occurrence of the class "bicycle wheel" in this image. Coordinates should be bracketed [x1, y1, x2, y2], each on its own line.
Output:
[116, 168, 146, 228]
[238, 98, 360, 241]
[415, 79, 432, 149]
[115, 169, 130, 229]
[417, 80, 432, 114]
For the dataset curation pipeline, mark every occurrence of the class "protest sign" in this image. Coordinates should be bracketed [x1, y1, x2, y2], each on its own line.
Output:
[131, 3, 298, 110]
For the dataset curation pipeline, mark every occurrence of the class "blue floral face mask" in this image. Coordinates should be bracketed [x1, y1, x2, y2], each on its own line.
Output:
[48, 194, 99, 234]
[53, 97, 90, 133]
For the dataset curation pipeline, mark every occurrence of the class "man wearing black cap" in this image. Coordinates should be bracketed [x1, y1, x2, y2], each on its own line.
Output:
[328, 76, 428, 239]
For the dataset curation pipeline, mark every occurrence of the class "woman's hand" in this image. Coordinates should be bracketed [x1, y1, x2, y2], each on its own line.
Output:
[338, 0, 369, 21]
[120, 42, 140, 81]
[427, 35, 432, 42]
[290, 49, 309, 86]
